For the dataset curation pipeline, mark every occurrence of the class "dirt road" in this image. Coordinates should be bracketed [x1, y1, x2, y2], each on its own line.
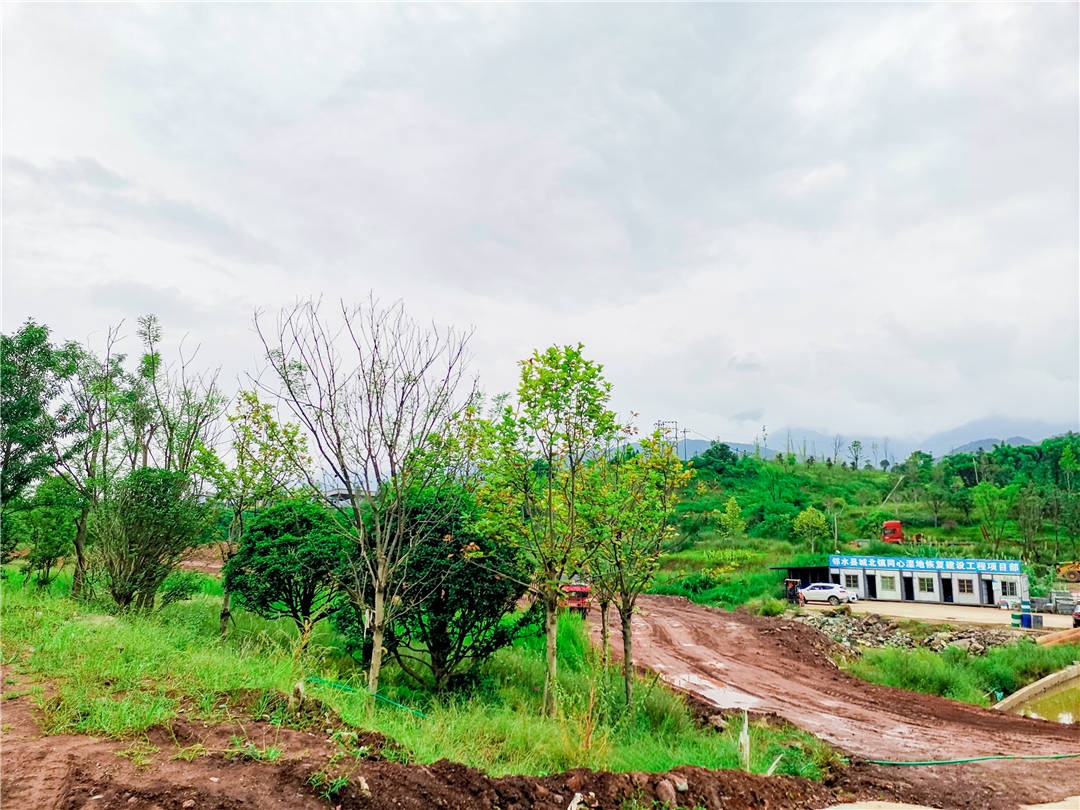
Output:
[602, 595, 1080, 809]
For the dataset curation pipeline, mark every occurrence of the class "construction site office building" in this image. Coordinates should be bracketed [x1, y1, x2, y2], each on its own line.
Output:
[827, 555, 1029, 606]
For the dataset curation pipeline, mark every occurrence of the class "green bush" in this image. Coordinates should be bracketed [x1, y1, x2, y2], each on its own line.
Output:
[159, 570, 213, 608]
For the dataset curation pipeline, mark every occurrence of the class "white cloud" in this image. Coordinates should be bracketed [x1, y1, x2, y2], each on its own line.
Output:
[3, 3, 1077, 442]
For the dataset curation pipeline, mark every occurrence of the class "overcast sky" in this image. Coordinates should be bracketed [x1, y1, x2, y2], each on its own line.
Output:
[4, 3, 1078, 443]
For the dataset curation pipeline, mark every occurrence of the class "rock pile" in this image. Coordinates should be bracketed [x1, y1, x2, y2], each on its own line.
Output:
[797, 610, 1028, 655]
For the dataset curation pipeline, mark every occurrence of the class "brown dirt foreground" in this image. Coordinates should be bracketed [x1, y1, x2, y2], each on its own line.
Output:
[0, 671, 847, 810]
[598, 595, 1080, 810]
[3, 595, 1078, 810]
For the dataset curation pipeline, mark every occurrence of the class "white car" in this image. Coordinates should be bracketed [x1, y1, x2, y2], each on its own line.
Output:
[798, 582, 856, 605]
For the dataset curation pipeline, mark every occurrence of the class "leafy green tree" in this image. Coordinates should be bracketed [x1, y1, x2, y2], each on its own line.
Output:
[90, 468, 209, 611]
[475, 344, 616, 715]
[8, 476, 81, 586]
[1063, 492, 1080, 560]
[847, 440, 863, 470]
[1015, 484, 1043, 561]
[197, 391, 310, 634]
[719, 495, 746, 540]
[947, 476, 973, 522]
[581, 431, 691, 706]
[972, 482, 1019, 556]
[1, 320, 77, 504]
[224, 500, 348, 637]
[793, 506, 829, 554]
[360, 489, 528, 691]
[1060, 444, 1079, 492]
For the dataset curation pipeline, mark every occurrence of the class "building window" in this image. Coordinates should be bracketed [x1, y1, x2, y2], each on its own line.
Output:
[845, 575, 859, 589]
[957, 579, 974, 594]
[918, 577, 934, 593]
[1001, 580, 1018, 597]
[880, 576, 896, 591]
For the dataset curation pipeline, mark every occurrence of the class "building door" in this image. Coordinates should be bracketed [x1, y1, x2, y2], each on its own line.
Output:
[866, 575, 877, 599]
[902, 576, 915, 601]
[830, 573, 841, 585]
[983, 579, 996, 605]
[941, 579, 953, 603]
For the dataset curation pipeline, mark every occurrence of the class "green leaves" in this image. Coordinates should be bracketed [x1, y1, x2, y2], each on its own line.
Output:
[0, 320, 79, 503]
[91, 467, 210, 610]
[792, 506, 829, 554]
[223, 499, 349, 633]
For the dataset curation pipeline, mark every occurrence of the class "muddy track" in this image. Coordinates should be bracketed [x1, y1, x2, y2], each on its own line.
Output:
[598, 595, 1080, 808]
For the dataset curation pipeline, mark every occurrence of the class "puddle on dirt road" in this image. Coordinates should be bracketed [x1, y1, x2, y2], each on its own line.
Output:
[667, 672, 762, 709]
[1014, 679, 1079, 724]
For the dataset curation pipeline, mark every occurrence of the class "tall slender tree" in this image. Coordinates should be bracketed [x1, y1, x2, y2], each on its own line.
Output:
[475, 344, 616, 716]
[582, 430, 690, 706]
[257, 296, 475, 694]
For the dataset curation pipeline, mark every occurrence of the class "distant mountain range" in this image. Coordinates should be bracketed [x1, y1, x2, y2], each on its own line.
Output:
[673, 417, 1077, 464]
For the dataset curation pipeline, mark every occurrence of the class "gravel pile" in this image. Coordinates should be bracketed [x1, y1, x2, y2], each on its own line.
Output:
[797, 609, 1028, 655]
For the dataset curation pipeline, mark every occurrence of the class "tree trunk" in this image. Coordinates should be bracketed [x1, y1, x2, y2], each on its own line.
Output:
[71, 506, 90, 599]
[543, 595, 558, 716]
[219, 590, 232, 635]
[599, 598, 610, 668]
[620, 606, 634, 709]
[368, 584, 386, 694]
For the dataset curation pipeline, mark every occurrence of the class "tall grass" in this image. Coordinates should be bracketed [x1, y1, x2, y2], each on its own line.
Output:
[1, 571, 839, 779]
[848, 641, 1080, 706]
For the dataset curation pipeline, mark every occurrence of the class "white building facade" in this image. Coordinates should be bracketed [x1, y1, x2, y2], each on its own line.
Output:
[827, 554, 1028, 606]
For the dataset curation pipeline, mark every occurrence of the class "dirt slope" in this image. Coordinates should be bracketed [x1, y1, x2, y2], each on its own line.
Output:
[601, 595, 1080, 809]
[0, 668, 848, 810]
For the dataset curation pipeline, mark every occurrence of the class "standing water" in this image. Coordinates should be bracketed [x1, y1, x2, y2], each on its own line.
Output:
[1015, 678, 1080, 724]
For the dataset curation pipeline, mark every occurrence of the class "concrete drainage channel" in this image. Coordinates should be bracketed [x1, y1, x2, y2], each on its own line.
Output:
[993, 662, 1080, 722]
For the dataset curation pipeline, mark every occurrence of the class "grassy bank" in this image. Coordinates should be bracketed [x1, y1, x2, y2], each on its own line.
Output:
[0, 569, 840, 779]
[846, 641, 1080, 706]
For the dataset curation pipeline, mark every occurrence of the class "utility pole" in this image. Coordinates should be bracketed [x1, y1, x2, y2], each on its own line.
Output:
[680, 428, 690, 461]
[654, 419, 679, 453]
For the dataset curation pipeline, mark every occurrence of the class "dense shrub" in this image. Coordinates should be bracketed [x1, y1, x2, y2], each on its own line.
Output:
[90, 468, 209, 611]
[224, 499, 349, 635]
[337, 488, 529, 691]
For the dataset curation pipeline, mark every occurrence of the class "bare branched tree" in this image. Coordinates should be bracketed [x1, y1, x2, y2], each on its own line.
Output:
[128, 315, 227, 476]
[255, 296, 476, 693]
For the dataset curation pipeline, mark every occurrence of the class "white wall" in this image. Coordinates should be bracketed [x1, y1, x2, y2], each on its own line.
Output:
[951, 574, 981, 606]
[876, 573, 901, 600]
[911, 572, 938, 603]
[827, 567, 1029, 605]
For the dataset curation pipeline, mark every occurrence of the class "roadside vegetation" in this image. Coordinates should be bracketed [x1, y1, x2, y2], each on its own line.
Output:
[846, 640, 1080, 706]
[1, 571, 839, 779]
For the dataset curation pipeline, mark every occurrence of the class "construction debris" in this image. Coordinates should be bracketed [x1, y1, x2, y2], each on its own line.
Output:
[796, 610, 1028, 655]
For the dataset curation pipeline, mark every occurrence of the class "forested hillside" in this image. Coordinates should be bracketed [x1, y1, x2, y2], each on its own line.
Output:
[653, 435, 1080, 606]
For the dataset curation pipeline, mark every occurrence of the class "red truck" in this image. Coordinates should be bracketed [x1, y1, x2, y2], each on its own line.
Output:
[881, 520, 904, 544]
[561, 583, 591, 617]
